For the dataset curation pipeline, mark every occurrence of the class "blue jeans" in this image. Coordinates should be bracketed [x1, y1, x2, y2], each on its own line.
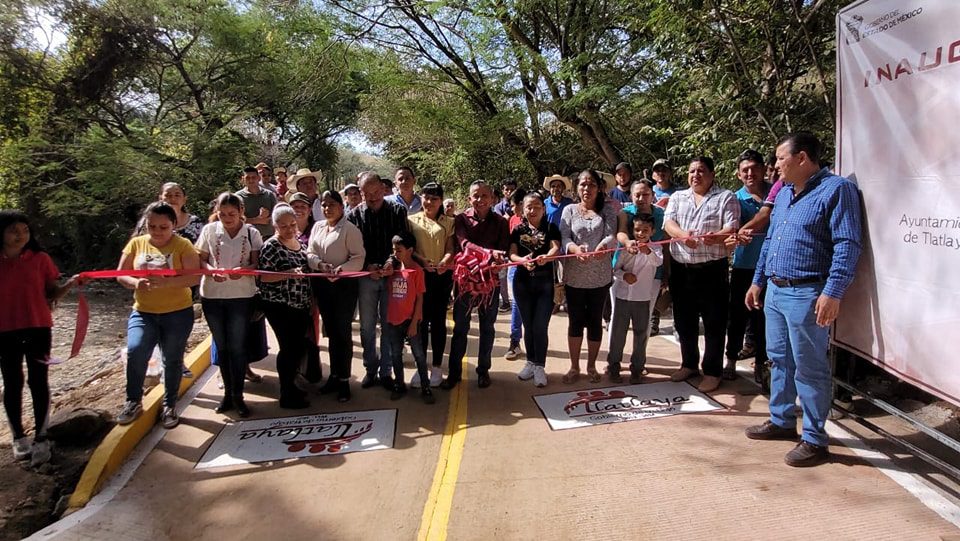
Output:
[358, 277, 392, 378]
[447, 286, 500, 381]
[513, 272, 553, 367]
[202, 297, 251, 398]
[126, 308, 194, 407]
[764, 282, 832, 447]
[508, 266, 522, 342]
[384, 319, 428, 385]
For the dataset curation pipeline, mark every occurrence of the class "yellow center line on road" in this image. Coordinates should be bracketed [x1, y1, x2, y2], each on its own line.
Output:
[417, 318, 469, 541]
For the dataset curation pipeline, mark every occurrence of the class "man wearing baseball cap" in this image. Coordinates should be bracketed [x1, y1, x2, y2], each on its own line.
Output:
[652, 159, 677, 202]
[608, 162, 633, 205]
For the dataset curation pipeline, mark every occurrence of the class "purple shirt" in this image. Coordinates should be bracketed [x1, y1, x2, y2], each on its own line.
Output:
[454, 208, 510, 254]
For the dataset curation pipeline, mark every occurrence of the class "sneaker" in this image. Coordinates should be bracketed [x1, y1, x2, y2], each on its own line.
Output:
[477, 372, 492, 388]
[505, 340, 520, 360]
[745, 420, 799, 441]
[12, 437, 31, 461]
[430, 366, 443, 387]
[30, 440, 52, 467]
[390, 382, 408, 400]
[337, 380, 352, 403]
[410, 371, 422, 389]
[517, 361, 535, 381]
[117, 401, 143, 425]
[160, 406, 180, 429]
[499, 302, 511, 313]
[421, 388, 436, 405]
[216, 373, 224, 390]
[181, 365, 193, 378]
[629, 371, 643, 384]
[361, 372, 379, 389]
[381, 375, 395, 391]
[532, 366, 547, 388]
[785, 441, 829, 467]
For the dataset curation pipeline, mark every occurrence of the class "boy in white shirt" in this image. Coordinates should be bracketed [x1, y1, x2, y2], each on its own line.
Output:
[606, 213, 663, 384]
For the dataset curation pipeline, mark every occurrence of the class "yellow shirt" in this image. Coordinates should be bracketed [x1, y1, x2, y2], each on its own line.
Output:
[408, 212, 454, 266]
[122, 235, 196, 314]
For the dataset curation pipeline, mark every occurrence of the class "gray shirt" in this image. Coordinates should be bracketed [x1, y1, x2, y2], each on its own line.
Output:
[236, 187, 278, 239]
[560, 203, 618, 289]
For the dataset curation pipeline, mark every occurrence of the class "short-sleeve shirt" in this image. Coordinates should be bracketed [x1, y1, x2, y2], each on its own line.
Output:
[559, 203, 618, 289]
[664, 184, 740, 264]
[236, 188, 278, 239]
[733, 186, 767, 269]
[618, 204, 666, 279]
[386, 266, 425, 325]
[123, 235, 196, 314]
[196, 223, 263, 299]
[408, 212, 454, 266]
[653, 185, 677, 201]
[763, 180, 784, 208]
[510, 220, 561, 279]
[0, 249, 59, 332]
[257, 237, 312, 310]
[545, 196, 573, 228]
[608, 187, 632, 205]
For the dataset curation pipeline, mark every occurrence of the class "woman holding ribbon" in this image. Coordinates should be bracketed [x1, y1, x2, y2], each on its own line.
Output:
[116, 202, 200, 429]
[307, 190, 365, 402]
[195, 193, 262, 417]
[559, 169, 618, 384]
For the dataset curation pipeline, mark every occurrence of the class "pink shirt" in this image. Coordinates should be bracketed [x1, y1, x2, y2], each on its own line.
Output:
[0, 250, 59, 332]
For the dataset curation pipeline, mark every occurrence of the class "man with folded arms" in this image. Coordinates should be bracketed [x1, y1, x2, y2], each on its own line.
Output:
[744, 132, 862, 467]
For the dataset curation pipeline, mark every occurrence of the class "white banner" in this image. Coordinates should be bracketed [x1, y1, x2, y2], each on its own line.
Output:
[196, 409, 397, 469]
[532, 382, 723, 431]
[835, 0, 960, 406]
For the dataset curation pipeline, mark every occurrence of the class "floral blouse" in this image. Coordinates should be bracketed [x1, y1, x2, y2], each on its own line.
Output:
[257, 237, 312, 310]
[510, 220, 561, 279]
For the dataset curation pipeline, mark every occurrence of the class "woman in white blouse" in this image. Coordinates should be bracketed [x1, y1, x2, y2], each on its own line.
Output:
[307, 190, 365, 402]
[196, 193, 262, 417]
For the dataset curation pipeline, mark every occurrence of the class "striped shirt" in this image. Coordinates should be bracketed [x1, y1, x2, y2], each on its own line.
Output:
[347, 200, 410, 268]
[664, 183, 740, 263]
[753, 168, 863, 299]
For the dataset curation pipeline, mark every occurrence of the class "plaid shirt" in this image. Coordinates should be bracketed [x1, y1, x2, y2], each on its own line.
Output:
[347, 200, 410, 268]
[753, 168, 863, 299]
[664, 183, 740, 263]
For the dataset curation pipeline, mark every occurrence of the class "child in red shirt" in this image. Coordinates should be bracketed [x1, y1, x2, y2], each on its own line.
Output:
[383, 231, 433, 404]
[0, 210, 78, 466]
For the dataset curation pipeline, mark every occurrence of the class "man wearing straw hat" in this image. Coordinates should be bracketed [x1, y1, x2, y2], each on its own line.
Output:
[543, 174, 573, 313]
[287, 168, 324, 221]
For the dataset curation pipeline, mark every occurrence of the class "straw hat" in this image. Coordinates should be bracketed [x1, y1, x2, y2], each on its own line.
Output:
[542, 174, 571, 191]
[599, 171, 614, 187]
[287, 168, 323, 193]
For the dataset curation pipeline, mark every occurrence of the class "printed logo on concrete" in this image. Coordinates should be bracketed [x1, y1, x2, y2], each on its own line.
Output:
[533, 382, 723, 431]
[196, 409, 397, 469]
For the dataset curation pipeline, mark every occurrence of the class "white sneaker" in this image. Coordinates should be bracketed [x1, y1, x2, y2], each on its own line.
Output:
[533, 365, 547, 388]
[12, 437, 31, 461]
[517, 361, 535, 381]
[30, 440, 52, 467]
[410, 371, 422, 388]
[430, 366, 443, 387]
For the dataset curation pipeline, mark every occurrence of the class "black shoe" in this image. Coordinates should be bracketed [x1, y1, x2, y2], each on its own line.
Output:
[337, 380, 351, 403]
[279, 396, 310, 410]
[215, 397, 233, 414]
[649, 313, 660, 335]
[234, 397, 250, 418]
[319, 377, 340, 395]
[361, 373, 378, 389]
[477, 373, 491, 388]
[745, 420, 799, 441]
[421, 388, 436, 405]
[785, 441, 829, 467]
[390, 382, 407, 400]
[439, 378, 460, 390]
[738, 344, 756, 360]
[381, 375, 395, 391]
[499, 302, 511, 313]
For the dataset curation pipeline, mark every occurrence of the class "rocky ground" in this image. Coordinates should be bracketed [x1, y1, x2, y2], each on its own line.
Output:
[0, 282, 208, 541]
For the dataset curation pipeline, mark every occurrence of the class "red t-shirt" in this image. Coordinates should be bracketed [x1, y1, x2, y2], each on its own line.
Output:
[386, 266, 425, 326]
[0, 249, 59, 333]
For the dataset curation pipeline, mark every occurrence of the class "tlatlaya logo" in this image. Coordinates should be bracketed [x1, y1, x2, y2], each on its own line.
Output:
[238, 418, 374, 454]
[563, 389, 688, 418]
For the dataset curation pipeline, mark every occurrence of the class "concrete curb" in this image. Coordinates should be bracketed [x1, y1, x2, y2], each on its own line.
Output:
[66, 335, 212, 511]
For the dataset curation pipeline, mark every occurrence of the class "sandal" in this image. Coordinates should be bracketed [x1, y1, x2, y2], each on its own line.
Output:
[245, 370, 263, 384]
[562, 369, 580, 384]
[722, 366, 737, 381]
[587, 369, 601, 384]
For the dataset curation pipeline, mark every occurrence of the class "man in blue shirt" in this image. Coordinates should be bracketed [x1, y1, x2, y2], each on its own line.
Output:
[724, 150, 769, 387]
[492, 179, 517, 218]
[744, 132, 862, 467]
[608, 162, 633, 205]
[651, 159, 677, 201]
[390, 166, 422, 214]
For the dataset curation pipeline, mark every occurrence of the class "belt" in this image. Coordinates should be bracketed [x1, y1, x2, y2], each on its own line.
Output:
[674, 258, 727, 270]
[768, 276, 827, 287]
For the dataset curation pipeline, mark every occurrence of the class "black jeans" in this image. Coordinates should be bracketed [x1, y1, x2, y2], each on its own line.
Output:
[313, 278, 359, 381]
[0, 327, 51, 440]
[201, 297, 252, 398]
[448, 286, 500, 381]
[565, 283, 611, 341]
[513, 271, 555, 367]
[669, 259, 729, 377]
[263, 301, 311, 401]
[726, 267, 767, 362]
[420, 270, 453, 368]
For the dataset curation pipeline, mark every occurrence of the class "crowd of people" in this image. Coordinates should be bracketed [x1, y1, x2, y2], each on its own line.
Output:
[1, 131, 862, 468]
